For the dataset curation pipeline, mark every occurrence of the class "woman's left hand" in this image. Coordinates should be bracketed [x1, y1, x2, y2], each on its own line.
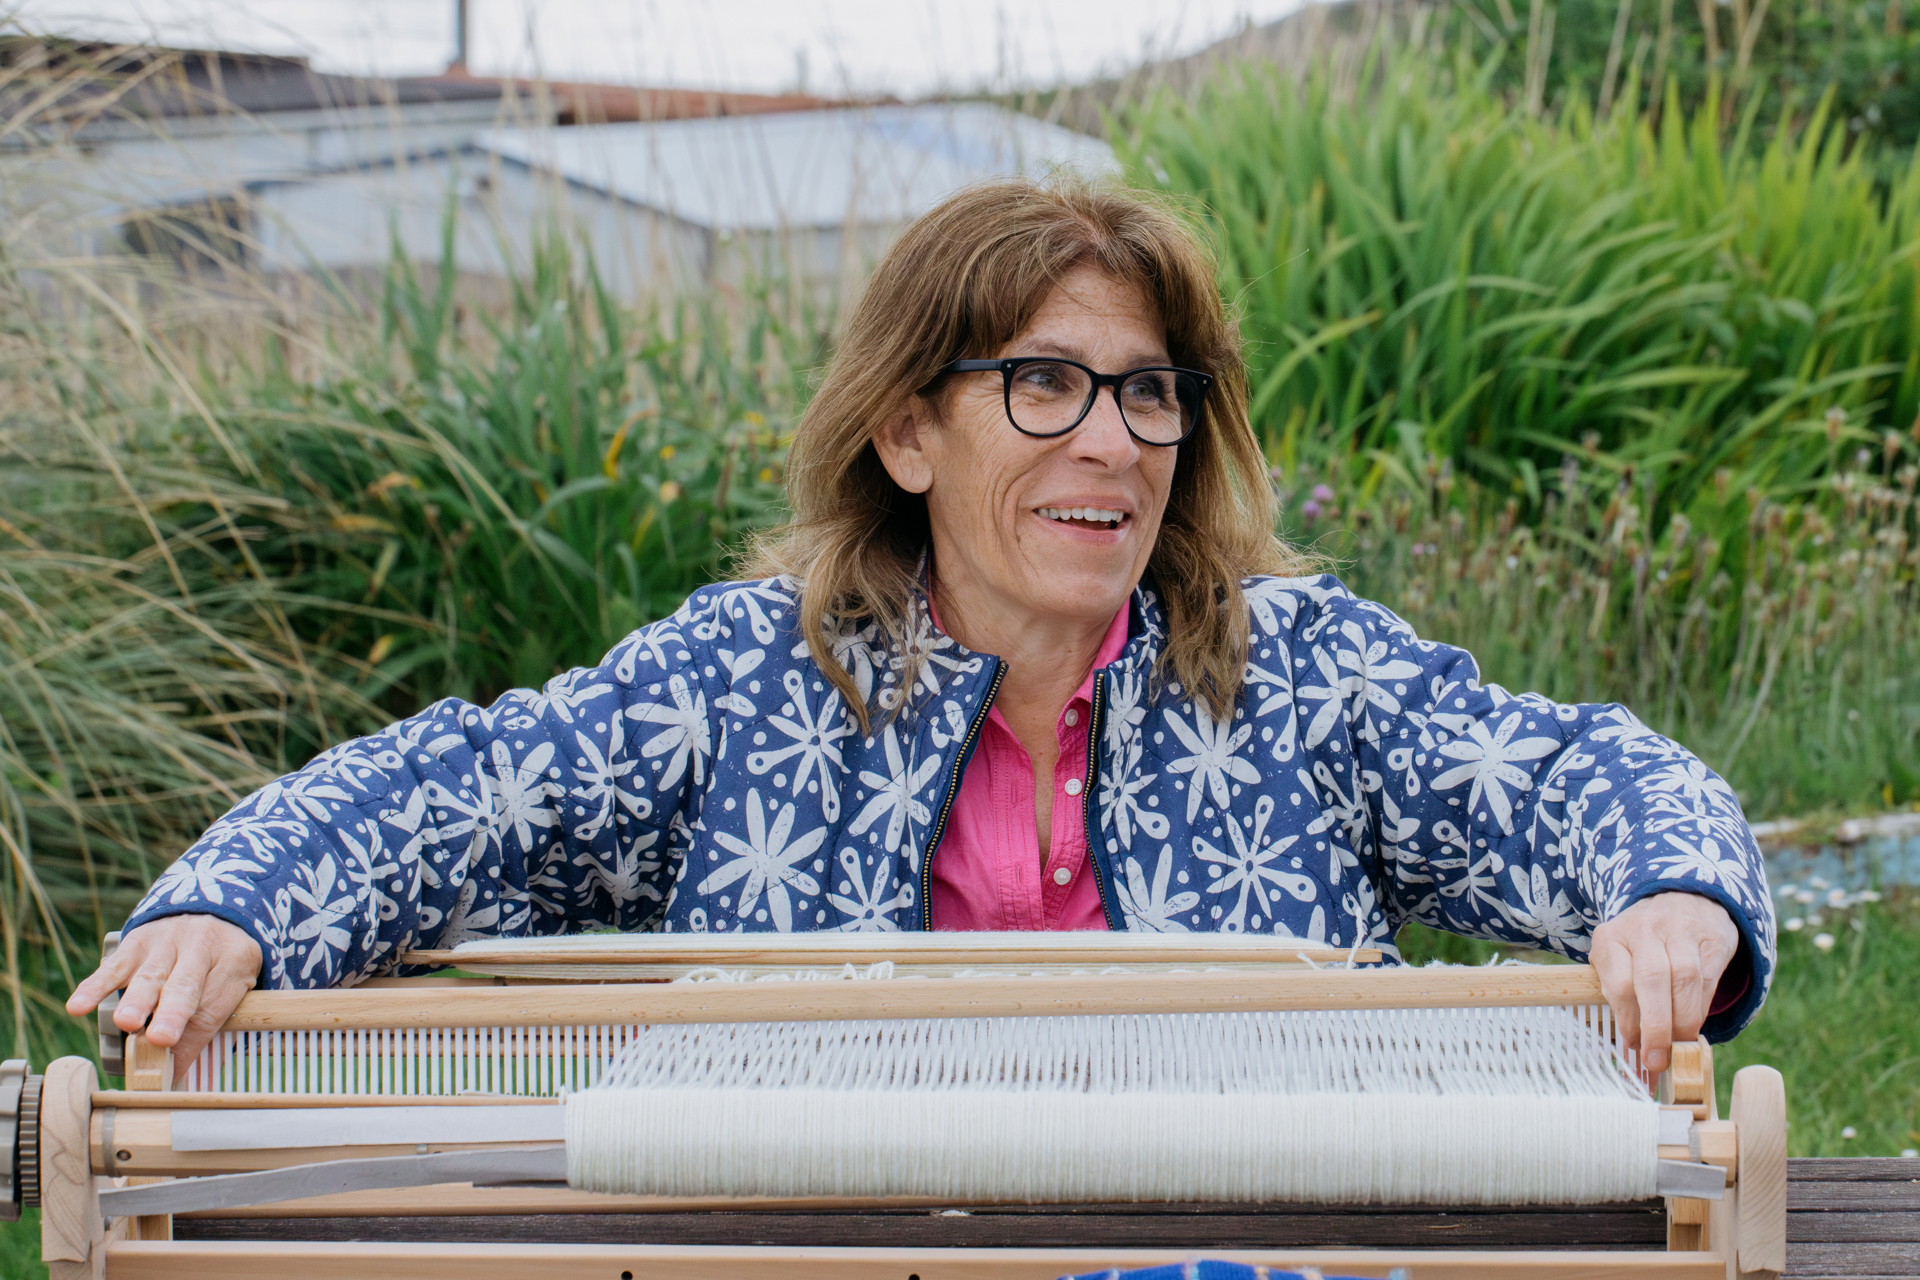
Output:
[1590, 892, 1741, 1077]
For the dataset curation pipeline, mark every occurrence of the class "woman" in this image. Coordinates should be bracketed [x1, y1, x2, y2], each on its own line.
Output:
[69, 179, 1772, 1082]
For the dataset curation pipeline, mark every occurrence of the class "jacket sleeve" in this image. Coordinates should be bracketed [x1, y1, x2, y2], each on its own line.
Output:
[120, 592, 729, 989]
[1277, 576, 1776, 1040]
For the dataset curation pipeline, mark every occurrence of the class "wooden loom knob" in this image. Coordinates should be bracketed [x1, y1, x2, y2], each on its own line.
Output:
[1664, 1036, 1716, 1120]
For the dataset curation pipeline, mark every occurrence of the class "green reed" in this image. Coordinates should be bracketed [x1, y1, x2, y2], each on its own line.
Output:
[1116, 46, 1920, 549]
[233, 224, 818, 714]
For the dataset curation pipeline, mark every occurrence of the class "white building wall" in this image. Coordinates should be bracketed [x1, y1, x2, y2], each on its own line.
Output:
[81, 99, 509, 211]
[6, 101, 1113, 309]
[246, 151, 711, 302]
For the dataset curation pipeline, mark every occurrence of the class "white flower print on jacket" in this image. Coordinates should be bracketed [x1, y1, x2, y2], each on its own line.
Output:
[125, 574, 1775, 1038]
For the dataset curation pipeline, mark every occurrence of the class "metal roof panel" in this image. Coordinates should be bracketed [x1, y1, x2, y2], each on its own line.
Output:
[476, 103, 1115, 231]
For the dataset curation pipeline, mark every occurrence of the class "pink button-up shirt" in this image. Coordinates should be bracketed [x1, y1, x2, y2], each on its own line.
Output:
[928, 603, 1130, 932]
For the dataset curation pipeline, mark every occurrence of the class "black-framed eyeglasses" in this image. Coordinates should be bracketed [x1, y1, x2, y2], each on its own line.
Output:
[940, 357, 1212, 446]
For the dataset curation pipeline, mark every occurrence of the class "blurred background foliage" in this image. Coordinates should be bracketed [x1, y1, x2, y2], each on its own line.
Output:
[1461, 0, 1920, 161]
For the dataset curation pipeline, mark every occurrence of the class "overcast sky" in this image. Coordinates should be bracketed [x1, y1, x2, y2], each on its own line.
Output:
[11, 0, 1313, 97]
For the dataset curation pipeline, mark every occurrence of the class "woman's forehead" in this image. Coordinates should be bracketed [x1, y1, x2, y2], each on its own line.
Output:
[1002, 335, 1173, 369]
[1002, 270, 1168, 360]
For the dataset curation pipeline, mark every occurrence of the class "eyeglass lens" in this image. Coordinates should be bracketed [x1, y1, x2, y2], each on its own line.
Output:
[1006, 361, 1201, 443]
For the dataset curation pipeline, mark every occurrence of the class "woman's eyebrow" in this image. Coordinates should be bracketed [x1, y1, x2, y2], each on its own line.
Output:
[1010, 340, 1174, 367]
[1012, 339, 1088, 361]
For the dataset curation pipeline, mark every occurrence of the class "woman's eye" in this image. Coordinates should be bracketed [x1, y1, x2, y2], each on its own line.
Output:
[1021, 362, 1082, 397]
[1126, 378, 1171, 408]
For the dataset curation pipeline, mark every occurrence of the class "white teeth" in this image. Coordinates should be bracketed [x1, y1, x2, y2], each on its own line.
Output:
[1039, 506, 1125, 524]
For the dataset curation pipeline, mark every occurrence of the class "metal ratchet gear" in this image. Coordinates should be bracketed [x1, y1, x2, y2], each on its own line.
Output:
[17, 1071, 41, 1210]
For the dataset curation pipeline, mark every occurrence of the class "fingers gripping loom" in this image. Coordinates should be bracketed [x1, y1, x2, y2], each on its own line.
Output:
[1591, 891, 1740, 1078]
[65, 915, 262, 1081]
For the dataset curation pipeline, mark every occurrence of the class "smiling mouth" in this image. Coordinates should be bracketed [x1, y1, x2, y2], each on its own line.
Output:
[1038, 505, 1128, 531]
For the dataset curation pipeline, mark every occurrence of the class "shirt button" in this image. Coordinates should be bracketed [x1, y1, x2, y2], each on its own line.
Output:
[1052, 867, 1072, 886]
[1064, 777, 1083, 796]
[1063, 708, 1079, 727]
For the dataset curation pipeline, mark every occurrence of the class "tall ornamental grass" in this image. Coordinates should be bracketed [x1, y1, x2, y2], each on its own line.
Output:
[1118, 49, 1920, 545]
[0, 236, 820, 1072]
[237, 230, 809, 711]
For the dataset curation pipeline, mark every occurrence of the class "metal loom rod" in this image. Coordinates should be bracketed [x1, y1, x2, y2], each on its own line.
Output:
[399, 937, 1386, 967]
[92, 1091, 561, 1109]
[213, 965, 1607, 1032]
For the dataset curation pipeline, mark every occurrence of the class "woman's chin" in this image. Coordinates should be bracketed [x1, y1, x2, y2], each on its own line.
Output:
[1007, 564, 1139, 624]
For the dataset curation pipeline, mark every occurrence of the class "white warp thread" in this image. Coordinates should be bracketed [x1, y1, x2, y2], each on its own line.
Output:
[674, 962, 898, 983]
[565, 1005, 1659, 1205]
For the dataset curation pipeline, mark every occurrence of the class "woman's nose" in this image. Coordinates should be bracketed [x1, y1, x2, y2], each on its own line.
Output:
[1071, 387, 1142, 468]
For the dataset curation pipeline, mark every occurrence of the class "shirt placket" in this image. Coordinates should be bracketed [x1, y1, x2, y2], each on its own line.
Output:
[1040, 695, 1091, 925]
[983, 717, 1044, 932]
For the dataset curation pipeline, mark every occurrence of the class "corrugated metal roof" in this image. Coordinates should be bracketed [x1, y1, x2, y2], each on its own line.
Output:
[477, 103, 1116, 232]
[0, 41, 504, 125]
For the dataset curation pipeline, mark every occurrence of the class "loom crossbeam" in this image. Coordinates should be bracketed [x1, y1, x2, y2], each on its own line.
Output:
[93, 1240, 1743, 1278]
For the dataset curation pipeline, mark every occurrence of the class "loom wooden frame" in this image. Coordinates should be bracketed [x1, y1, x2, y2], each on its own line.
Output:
[39, 963, 1788, 1280]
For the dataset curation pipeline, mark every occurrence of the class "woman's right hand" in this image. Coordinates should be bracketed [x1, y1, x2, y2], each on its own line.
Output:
[65, 915, 263, 1079]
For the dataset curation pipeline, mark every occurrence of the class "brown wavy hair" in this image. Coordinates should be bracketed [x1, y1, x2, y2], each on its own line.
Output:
[743, 177, 1306, 732]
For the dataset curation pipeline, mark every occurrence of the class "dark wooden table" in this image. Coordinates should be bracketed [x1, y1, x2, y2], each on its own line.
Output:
[174, 1157, 1920, 1272]
[1788, 1158, 1920, 1279]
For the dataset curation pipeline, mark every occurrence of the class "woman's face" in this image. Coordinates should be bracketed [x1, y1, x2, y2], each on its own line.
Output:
[877, 265, 1179, 635]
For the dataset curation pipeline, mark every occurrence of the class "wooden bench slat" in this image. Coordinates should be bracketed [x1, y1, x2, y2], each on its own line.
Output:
[1789, 1212, 1920, 1244]
[1787, 1242, 1920, 1276]
[1793, 1183, 1920, 1212]
[1791, 1159, 1920, 1184]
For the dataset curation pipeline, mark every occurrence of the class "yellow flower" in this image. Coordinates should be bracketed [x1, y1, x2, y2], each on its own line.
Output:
[331, 514, 394, 534]
[659, 445, 676, 460]
[366, 471, 418, 499]
[659, 481, 682, 503]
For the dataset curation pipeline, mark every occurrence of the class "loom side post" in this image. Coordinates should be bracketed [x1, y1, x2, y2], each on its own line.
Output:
[1719, 1065, 1786, 1279]
[39, 1056, 113, 1280]
[121, 1031, 174, 1243]
[1663, 1037, 1716, 1251]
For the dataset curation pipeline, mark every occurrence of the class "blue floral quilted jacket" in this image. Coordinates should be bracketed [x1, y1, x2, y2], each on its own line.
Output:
[125, 573, 1775, 1038]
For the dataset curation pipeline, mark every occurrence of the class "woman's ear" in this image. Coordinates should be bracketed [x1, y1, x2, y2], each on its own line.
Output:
[872, 398, 935, 495]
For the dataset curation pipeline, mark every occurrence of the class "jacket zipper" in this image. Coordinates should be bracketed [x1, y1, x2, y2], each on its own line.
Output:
[1082, 670, 1122, 930]
[917, 658, 1006, 929]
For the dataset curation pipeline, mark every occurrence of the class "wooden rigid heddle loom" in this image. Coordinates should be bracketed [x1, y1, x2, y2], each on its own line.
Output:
[7, 932, 1786, 1279]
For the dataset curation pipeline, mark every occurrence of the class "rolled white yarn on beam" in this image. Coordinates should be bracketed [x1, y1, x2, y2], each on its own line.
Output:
[564, 1005, 1660, 1206]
